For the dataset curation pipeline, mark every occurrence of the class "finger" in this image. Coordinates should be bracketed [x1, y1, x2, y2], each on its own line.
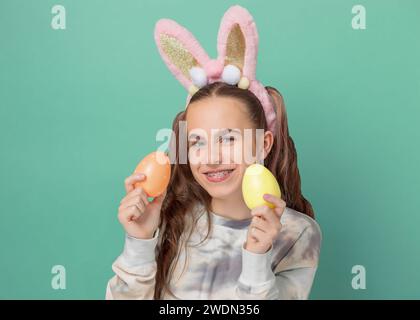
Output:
[251, 206, 279, 226]
[119, 194, 147, 212]
[250, 216, 272, 233]
[251, 217, 280, 239]
[123, 187, 143, 202]
[263, 194, 286, 217]
[246, 230, 259, 243]
[124, 173, 147, 193]
[118, 206, 142, 223]
[132, 203, 145, 218]
[250, 227, 273, 244]
[121, 186, 148, 206]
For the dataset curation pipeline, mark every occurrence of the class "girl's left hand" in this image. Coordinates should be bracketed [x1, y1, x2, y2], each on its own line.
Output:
[244, 194, 286, 254]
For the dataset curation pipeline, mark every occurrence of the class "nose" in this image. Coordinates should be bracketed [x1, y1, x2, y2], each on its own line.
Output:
[208, 142, 222, 165]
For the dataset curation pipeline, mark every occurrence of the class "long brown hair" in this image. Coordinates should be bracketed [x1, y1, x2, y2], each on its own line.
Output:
[154, 82, 314, 299]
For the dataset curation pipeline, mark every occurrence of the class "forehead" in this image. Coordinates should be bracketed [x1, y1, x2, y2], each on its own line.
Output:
[186, 96, 252, 133]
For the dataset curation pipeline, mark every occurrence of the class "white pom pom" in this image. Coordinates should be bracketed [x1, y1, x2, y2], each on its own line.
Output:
[189, 67, 208, 88]
[222, 64, 241, 85]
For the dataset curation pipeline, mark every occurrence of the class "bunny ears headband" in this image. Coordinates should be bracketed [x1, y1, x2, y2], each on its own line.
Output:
[154, 5, 276, 132]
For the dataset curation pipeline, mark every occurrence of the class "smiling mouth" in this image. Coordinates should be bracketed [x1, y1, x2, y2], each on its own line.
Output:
[203, 169, 235, 183]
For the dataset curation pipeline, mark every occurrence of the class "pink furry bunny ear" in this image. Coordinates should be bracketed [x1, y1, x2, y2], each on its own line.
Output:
[217, 6, 277, 132]
[154, 5, 277, 132]
[154, 19, 211, 95]
[217, 5, 257, 85]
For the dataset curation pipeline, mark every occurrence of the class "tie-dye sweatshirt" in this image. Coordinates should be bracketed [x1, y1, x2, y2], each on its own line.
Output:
[106, 203, 322, 300]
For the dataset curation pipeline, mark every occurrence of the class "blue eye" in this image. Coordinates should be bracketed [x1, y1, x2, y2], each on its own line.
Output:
[220, 136, 236, 144]
[192, 140, 206, 148]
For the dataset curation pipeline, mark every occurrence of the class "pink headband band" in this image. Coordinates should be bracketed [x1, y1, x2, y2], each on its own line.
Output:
[154, 5, 276, 132]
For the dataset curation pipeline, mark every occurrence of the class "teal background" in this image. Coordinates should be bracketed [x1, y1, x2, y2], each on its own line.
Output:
[1, 0, 419, 299]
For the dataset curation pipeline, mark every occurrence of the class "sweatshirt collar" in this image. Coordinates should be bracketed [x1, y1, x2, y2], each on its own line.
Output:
[209, 210, 252, 229]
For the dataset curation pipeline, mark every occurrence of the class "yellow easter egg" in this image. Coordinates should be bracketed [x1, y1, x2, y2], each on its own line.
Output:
[242, 164, 281, 209]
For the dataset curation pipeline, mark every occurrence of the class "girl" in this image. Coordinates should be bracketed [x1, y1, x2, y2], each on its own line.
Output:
[106, 6, 321, 300]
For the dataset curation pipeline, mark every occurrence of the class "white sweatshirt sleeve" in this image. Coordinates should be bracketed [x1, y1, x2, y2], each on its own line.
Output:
[105, 229, 159, 300]
[235, 219, 322, 300]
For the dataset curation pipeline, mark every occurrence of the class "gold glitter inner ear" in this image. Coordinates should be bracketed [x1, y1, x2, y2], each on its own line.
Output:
[225, 24, 245, 70]
[160, 33, 199, 80]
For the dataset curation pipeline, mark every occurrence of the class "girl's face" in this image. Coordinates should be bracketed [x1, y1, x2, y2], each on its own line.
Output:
[186, 96, 272, 200]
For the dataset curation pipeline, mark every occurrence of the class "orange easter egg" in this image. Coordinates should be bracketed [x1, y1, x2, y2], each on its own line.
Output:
[133, 151, 171, 197]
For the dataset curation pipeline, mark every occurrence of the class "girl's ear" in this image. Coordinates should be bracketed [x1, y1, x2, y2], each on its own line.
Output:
[264, 130, 274, 160]
[217, 5, 259, 83]
[154, 19, 211, 94]
[255, 130, 274, 164]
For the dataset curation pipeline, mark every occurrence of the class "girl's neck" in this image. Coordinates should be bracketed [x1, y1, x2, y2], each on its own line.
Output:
[210, 191, 251, 221]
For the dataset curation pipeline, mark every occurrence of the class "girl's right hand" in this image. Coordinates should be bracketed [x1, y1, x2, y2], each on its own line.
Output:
[118, 173, 166, 239]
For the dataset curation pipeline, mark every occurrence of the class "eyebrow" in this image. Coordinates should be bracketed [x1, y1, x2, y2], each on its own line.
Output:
[214, 128, 241, 137]
[188, 128, 241, 141]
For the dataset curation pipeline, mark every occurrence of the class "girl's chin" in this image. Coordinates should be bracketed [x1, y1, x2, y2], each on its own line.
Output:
[201, 177, 240, 199]
[206, 187, 239, 200]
